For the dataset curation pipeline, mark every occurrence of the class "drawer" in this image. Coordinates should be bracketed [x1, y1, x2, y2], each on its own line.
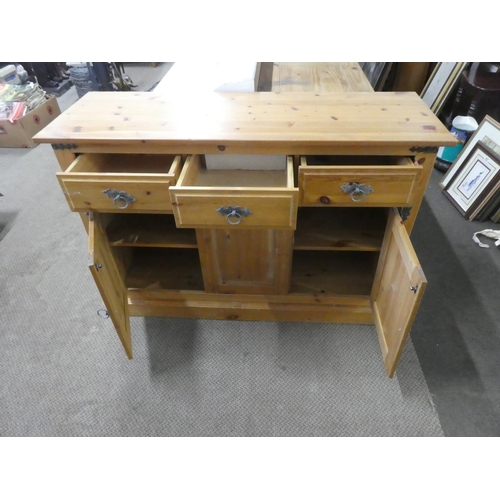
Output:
[299, 156, 422, 207]
[57, 154, 182, 212]
[169, 155, 299, 229]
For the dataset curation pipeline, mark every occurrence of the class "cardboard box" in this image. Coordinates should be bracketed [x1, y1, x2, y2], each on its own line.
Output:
[0, 95, 61, 148]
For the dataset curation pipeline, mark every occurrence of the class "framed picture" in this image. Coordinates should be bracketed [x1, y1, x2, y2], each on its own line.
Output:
[420, 62, 467, 115]
[444, 141, 500, 217]
[441, 115, 500, 188]
[359, 62, 393, 90]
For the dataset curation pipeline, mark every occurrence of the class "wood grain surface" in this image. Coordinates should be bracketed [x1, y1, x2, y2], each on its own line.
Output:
[34, 91, 456, 149]
[272, 62, 374, 92]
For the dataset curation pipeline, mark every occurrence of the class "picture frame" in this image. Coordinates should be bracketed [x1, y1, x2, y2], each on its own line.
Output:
[420, 62, 467, 115]
[443, 141, 500, 217]
[441, 115, 500, 189]
[359, 62, 393, 90]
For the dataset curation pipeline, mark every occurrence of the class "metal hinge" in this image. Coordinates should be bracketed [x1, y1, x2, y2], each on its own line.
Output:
[409, 146, 438, 154]
[399, 207, 412, 222]
[51, 143, 78, 150]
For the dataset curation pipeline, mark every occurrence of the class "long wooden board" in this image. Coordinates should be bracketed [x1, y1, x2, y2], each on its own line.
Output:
[34, 92, 456, 149]
[272, 62, 374, 92]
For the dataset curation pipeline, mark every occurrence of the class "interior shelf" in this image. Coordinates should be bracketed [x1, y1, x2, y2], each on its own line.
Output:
[303, 155, 410, 166]
[293, 208, 387, 251]
[75, 153, 177, 173]
[125, 248, 204, 291]
[194, 168, 287, 188]
[290, 251, 378, 296]
[107, 214, 197, 248]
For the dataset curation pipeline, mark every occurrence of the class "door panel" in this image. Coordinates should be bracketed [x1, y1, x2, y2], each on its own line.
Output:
[371, 208, 427, 377]
[196, 228, 293, 294]
[88, 213, 132, 358]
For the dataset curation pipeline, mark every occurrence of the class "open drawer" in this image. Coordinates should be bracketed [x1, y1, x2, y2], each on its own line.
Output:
[169, 155, 299, 229]
[299, 155, 422, 207]
[57, 153, 182, 213]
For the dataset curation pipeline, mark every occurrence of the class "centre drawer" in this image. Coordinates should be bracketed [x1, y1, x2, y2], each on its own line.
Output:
[57, 153, 182, 213]
[169, 155, 299, 229]
[299, 155, 422, 207]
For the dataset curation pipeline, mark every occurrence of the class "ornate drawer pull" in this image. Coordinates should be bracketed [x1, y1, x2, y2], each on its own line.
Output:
[216, 206, 252, 225]
[340, 182, 374, 202]
[102, 188, 136, 209]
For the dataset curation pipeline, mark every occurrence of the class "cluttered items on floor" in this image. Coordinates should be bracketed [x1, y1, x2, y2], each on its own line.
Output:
[0, 82, 60, 148]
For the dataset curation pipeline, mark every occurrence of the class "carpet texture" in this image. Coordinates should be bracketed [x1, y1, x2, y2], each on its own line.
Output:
[0, 86, 443, 436]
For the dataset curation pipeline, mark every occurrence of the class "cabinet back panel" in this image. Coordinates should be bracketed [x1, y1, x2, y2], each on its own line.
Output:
[291, 251, 378, 296]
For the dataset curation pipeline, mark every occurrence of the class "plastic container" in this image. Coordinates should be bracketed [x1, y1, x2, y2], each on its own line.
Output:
[0, 64, 20, 84]
[438, 116, 478, 163]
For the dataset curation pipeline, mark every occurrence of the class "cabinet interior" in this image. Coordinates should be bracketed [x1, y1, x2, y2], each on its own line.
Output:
[184, 154, 291, 188]
[106, 214, 197, 248]
[125, 248, 204, 291]
[106, 204, 385, 297]
[294, 207, 387, 251]
[71, 153, 177, 174]
[290, 251, 377, 296]
[303, 155, 412, 166]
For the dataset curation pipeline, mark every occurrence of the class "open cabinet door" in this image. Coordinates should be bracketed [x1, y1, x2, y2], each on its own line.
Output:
[371, 208, 427, 378]
[88, 213, 132, 358]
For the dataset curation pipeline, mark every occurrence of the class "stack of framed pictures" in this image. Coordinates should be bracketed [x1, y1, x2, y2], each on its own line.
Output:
[441, 116, 500, 222]
[420, 62, 467, 115]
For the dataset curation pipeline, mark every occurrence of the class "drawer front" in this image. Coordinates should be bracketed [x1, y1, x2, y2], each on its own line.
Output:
[170, 189, 298, 229]
[56, 154, 181, 213]
[299, 163, 422, 207]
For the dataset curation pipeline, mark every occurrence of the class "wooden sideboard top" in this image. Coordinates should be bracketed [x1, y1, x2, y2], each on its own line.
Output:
[34, 91, 456, 149]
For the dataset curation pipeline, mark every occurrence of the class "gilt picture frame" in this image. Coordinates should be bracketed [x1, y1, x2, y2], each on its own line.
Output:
[420, 62, 467, 115]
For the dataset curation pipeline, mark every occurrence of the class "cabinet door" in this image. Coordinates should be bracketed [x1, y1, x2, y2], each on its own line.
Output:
[371, 208, 427, 377]
[88, 213, 132, 358]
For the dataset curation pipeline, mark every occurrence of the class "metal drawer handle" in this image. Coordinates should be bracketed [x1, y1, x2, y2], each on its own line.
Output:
[102, 188, 136, 209]
[340, 182, 374, 202]
[216, 206, 252, 225]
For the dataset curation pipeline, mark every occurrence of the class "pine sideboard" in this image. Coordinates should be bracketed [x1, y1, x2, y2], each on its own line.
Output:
[34, 91, 456, 377]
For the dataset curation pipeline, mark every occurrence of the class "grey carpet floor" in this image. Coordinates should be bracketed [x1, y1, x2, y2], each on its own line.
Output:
[0, 80, 443, 437]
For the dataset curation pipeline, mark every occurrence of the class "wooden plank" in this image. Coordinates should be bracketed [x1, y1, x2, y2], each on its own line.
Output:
[65, 153, 178, 173]
[272, 63, 374, 92]
[33, 91, 456, 148]
[194, 168, 287, 188]
[127, 289, 374, 324]
[49, 142, 434, 157]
